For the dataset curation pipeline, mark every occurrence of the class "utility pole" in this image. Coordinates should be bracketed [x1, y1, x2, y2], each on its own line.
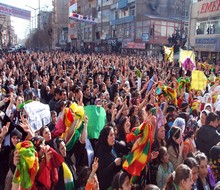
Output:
[101, 0, 103, 51]
[26, 5, 37, 29]
[38, 0, 40, 29]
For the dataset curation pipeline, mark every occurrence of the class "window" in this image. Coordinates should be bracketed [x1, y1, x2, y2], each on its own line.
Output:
[143, 20, 150, 27]
[102, 9, 110, 22]
[136, 28, 142, 39]
[136, 21, 142, 27]
[155, 25, 161, 36]
[115, 11, 119, 19]
[129, 6, 135, 16]
[161, 25, 166, 36]
[167, 27, 175, 36]
[196, 17, 220, 35]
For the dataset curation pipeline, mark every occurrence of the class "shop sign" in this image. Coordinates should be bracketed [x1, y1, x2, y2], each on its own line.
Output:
[142, 33, 149, 42]
[125, 42, 145, 49]
[107, 39, 117, 46]
[200, 0, 220, 14]
[195, 38, 220, 51]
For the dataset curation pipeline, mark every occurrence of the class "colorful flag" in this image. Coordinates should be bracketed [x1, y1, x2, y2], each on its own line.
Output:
[191, 70, 207, 90]
[62, 162, 74, 190]
[136, 68, 142, 91]
[161, 86, 178, 105]
[65, 103, 85, 150]
[177, 77, 191, 94]
[123, 122, 153, 180]
[179, 49, 196, 71]
[84, 105, 106, 139]
[163, 46, 174, 62]
[13, 141, 39, 189]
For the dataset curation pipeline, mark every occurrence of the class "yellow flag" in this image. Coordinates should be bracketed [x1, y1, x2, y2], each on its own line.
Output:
[164, 46, 174, 62]
[191, 70, 207, 90]
[179, 49, 196, 71]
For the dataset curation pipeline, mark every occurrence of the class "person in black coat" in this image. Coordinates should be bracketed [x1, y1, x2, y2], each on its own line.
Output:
[95, 125, 128, 190]
[196, 112, 220, 159]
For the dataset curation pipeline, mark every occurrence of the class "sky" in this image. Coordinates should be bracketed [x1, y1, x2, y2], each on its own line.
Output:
[0, 0, 52, 40]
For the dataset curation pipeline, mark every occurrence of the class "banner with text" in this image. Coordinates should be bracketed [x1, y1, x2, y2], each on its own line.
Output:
[0, 3, 31, 20]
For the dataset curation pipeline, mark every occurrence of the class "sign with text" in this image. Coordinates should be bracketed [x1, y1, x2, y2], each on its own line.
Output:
[195, 38, 220, 52]
[0, 3, 31, 20]
[124, 42, 145, 49]
[200, 0, 220, 14]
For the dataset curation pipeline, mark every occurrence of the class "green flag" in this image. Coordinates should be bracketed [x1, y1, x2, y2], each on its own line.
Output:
[84, 105, 106, 139]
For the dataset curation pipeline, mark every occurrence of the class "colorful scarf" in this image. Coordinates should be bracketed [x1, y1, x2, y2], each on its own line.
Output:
[62, 162, 74, 190]
[123, 121, 153, 183]
[13, 141, 39, 189]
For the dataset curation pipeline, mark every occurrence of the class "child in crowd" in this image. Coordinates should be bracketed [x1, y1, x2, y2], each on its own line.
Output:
[156, 146, 174, 190]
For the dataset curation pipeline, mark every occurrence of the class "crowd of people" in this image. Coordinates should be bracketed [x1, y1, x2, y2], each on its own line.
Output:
[0, 51, 220, 190]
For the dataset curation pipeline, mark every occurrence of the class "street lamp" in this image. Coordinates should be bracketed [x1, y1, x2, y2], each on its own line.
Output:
[25, 5, 37, 29]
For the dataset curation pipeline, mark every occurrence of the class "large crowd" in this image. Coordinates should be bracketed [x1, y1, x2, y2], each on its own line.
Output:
[0, 51, 220, 190]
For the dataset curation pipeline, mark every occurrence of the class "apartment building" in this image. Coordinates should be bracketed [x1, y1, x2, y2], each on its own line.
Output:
[189, 0, 220, 63]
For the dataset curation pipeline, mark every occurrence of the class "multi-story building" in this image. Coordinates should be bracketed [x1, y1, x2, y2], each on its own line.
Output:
[189, 0, 220, 63]
[75, 0, 96, 52]
[68, 0, 78, 51]
[39, 11, 51, 30]
[109, 0, 191, 54]
[67, 0, 191, 53]
[0, 14, 13, 48]
[87, 0, 191, 54]
[52, 0, 69, 49]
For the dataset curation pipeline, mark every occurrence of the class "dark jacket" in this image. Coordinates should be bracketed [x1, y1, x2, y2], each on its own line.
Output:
[96, 140, 127, 190]
[197, 176, 213, 190]
[196, 125, 220, 159]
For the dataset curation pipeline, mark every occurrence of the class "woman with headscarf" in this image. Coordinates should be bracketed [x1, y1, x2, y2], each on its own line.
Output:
[1, 128, 22, 190]
[95, 125, 128, 190]
[53, 137, 75, 190]
[183, 119, 198, 159]
[198, 110, 209, 128]
[167, 126, 184, 169]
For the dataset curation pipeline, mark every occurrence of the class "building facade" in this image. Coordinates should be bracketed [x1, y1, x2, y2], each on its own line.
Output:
[0, 14, 14, 48]
[189, 0, 220, 63]
[65, 0, 191, 53]
[52, 0, 69, 49]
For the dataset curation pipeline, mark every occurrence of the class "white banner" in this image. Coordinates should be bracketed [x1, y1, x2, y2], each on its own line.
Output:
[24, 101, 51, 132]
[69, 13, 97, 24]
[0, 3, 31, 20]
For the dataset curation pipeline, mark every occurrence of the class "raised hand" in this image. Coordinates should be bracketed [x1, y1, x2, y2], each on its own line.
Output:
[92, 157, 99, 173]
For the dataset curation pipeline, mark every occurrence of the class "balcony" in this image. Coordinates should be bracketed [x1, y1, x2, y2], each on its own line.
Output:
[118, 0, 128, 9]
[110, 15, 134, 25]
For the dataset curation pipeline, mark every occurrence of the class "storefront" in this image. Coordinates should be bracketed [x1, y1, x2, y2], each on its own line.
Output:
[189, 0, 220, 63]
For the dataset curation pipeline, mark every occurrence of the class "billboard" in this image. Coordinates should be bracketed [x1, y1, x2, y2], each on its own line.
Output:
[0, 3, 31, 20]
